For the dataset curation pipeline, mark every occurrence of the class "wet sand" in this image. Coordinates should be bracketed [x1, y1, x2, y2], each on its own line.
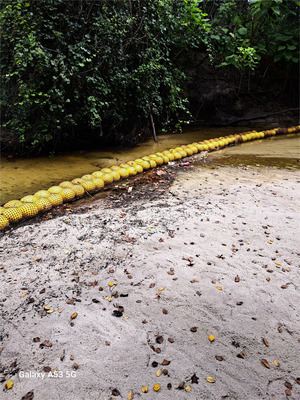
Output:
[0, 158, 300, 399]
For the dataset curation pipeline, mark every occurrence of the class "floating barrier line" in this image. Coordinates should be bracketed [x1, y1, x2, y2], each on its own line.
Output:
[0, 125, 299, 231]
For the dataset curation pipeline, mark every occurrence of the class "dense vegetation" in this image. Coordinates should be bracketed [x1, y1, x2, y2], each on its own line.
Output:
[1, 0, 299, 154]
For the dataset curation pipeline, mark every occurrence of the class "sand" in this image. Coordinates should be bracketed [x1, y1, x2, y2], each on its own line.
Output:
[0, 161, 299, 400]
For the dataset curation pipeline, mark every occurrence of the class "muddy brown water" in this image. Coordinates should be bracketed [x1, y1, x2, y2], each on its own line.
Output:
[0, 128, 299, 205]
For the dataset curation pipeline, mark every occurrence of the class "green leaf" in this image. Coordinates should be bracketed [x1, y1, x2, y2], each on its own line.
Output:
[238, 27, 247, 36]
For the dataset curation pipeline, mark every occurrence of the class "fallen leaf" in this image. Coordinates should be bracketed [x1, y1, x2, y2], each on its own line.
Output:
[21, 390, 34, 400]
[43, 366, 51, 372]
[112, 389, 120, 396]
[44, 305, 50, 310]
[33, 337, 40, 343]
[191, 373, 199, 384]
[40, 340, 52, 348]
[235, 275, 240, 282]
[141, 386, 148, 393]
[70, 313, 78, 320]
[215, 356, 223, 361]
[285, 389, 291, 396]
[46, 309, 54, 314]
[273, 360, 280, 367]
[156, 336, 164, 344]
[185, 386, 191, 392]
[73, 363, 79, 370]
[153, 383, 160, 392]
[261, 359, 270, 369]
[278, 326, 283, 333]
[217, 286, 222, 291]
[281, 285, 288, 289]
[263, 338, 269, 347]
[178, 382, 185, 389]
[237, 350, 247, 359]
[168, 338, 174, 343]
[128, 390, 134, 399]
[5, 380, 13, 389]
[156, 369, 162, 377]
[20, 292, 27, 298]
[162, 359, 170, 365]
[190, 327, 198, 332]
[209, 335, 215, 342]
[162, 309, 168, 314]
[285, 381, 293, 390]
[206, 377, 215, 383]
[167, 383, 172, 390]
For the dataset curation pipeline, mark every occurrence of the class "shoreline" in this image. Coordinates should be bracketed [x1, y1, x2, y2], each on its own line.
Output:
[0, 163, 300, 399]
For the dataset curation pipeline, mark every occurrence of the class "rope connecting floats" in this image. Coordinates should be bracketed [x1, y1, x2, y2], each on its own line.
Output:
[0, 125, 299, 231]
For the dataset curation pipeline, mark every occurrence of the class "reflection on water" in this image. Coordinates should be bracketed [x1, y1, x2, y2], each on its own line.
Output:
[195, 133, 300, 170]
[0, 128, 299, 204]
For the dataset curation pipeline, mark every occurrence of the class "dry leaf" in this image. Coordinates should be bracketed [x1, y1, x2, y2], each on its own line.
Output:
[5, 380, 13, 389]
[185, 386, 191, 392]
[20, 292, 27, 298]
[156, 369, 162, 377]
[128, 390, 134, 400]
[215, 356, 223, 361]
[141, 386, 148, 393]
[191, 373, 199, 384]
[285, 389, 291, 396]
[153, 384, 160, 392]
[263, 338, 269, 347]
[168, 338, 174, 343]
[162, 359, 170, 365]
[156, 336, 163, 344]
[190, 327, 198, 333]
[167, 383, 172, 390]
[285, 381, 293, 390]
[112, 389, 120, 396]
[40, 340, 52, 348]
[21, 390, 34, 400]
[70, 312, 78, 320]
[162, 309, 168, 314]
[209, 335, 215, 342]
[46, 309, 54, 314]
[273, 359, 280, 367]
[235, 275, 240, 282]
[206, 377, 215, 383]
[261, 359, 270, 369]
[217, 286, 222, 291]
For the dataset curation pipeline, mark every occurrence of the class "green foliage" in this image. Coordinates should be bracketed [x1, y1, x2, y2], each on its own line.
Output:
[0, 0, 298, 153]
[0, 0, 210, 152]
[203, 0, 299, 69]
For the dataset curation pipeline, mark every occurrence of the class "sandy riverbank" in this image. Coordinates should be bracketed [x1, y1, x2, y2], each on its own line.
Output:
[0, 161, 299, 400]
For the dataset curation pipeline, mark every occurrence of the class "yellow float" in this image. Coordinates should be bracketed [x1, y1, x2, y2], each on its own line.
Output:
[1, 125, 299, 230]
